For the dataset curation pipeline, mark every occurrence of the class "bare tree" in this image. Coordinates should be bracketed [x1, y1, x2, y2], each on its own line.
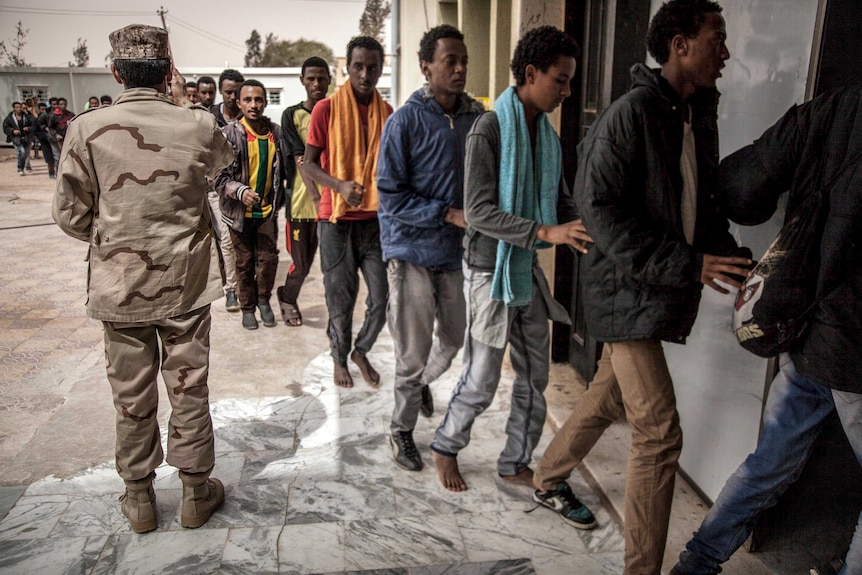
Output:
[359, 0, 391, 45]
[72, 38, 89, 67]
[0, 21, 31, 67]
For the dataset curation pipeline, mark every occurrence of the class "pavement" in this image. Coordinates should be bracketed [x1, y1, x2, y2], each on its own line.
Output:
[0, 147, 773, 575]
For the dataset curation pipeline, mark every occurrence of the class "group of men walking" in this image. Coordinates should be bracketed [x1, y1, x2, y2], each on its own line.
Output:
[3, 95, 79, 179]
[48, 0, 862, 573]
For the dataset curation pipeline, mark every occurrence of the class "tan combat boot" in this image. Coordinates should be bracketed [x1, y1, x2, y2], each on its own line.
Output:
[179, 469, 225, 529]
[120, 471, 157, 533]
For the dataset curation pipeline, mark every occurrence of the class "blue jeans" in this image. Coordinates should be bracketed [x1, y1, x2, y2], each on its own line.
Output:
[14, 140, 28, 172]
[674, 354, 862, 575]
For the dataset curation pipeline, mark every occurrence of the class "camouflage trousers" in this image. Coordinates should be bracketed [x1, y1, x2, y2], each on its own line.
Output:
[102, 305, 216, 482]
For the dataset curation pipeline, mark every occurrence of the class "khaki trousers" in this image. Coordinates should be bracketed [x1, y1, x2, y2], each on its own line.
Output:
[103, 305, 216, 482]
[535, 339, 682, 575]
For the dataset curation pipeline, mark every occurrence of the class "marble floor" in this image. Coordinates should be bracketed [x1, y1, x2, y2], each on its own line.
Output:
[0, 350, 626, 575]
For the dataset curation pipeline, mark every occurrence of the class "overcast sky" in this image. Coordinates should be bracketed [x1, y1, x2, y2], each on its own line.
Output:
[0, 0, 383, 68]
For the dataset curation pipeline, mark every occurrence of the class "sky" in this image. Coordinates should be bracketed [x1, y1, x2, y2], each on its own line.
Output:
[0, 0, 384, 69]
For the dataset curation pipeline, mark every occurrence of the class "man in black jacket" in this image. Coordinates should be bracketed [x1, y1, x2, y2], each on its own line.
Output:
[670, 85, 862, 575]
[3, 101, 33, 176]
[530, 2, 752, 573]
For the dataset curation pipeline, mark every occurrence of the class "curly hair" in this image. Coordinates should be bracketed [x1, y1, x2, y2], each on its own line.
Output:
[510, 26, 580, 86]
[346, 36, 384, 66]
[647, 0, 723, 64]
[418, 24, 464, 64]
[218, 68, 245, 90]
[301, 56, 331, 76]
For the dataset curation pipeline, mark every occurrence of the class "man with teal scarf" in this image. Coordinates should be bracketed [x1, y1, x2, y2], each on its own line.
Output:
[430, 27, 593, 517]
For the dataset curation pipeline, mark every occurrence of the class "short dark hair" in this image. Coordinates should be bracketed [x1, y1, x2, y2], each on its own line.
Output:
[38, 102, 47, 108]
[239, 79, 267, 100]
[197, 75, 216, 88]
[49, 97, 58, 104]
[647, 0, 723, 64]
[346, 36, 384, 66]
[510, 26, 580, 86]
[218, 68, 245, 90]
[113, 58, 171, 89]
[418, 24, 464, 64]
[185, 80, 197, 89]
[301, 56, 331, 76]
[100, 95, 112, 103]
[58, 97, 68, 104]
[88, 95, 99, 102]
[12, 101, 22, 107]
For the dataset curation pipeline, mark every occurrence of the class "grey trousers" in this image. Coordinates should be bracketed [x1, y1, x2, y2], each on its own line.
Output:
[208, 190, 237, 293]
[431, 266, 550, 476]
[388, 259, 466, 434]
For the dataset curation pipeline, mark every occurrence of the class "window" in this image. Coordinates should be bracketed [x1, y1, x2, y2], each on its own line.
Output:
[19, 86, 50, 104]
[268, 89, 281, 106]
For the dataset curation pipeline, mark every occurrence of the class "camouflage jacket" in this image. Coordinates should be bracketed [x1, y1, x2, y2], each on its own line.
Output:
[52, 88, 234, 322]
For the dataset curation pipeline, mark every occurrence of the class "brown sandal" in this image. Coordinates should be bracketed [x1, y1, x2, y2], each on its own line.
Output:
[279, 301, 302, 326]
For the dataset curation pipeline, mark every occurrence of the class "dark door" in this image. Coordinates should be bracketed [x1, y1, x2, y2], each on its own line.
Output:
[552, 0, 651, 381]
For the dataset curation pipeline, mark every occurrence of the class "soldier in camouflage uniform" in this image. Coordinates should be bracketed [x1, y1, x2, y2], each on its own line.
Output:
[51, 24, 234, 533]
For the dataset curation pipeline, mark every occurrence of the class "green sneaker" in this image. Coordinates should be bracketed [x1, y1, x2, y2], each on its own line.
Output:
[531, 482, 597, 529]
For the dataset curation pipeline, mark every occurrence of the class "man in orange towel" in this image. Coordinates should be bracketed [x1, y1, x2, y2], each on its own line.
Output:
[303, 36, 393, 388]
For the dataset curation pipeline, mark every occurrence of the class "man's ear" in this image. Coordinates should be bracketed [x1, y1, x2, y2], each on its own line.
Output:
[671, 34, 688, 57]
[525, 64, 537, 85]
[420, 60, 430, 82]
[110, 64, 124, 85]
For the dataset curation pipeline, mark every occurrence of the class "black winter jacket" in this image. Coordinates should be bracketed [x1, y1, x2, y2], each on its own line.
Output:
[718, 85, 862, 392]
[574, 64, 746, 343]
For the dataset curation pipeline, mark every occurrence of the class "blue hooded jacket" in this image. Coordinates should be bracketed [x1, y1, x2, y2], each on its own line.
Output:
[377, 86, 484, 270]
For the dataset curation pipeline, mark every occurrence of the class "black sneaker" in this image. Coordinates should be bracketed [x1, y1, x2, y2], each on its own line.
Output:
[225, 290, 240, 312]
[390, 431, 423, 471]
[531, 481, 597, 529]
[419, 385, 434, 418]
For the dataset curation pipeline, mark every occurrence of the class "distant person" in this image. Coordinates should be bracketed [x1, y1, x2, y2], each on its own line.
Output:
[197, 76, 217, 108]
[52, 24, 234, 533]
[429, 26, 591, 493]
[211, 69, 244, 127]
[47, 97, 75, 159]
[3, 101, 34, 176]
[531, 2, 751, 572]
[100, 95, 113, 106]
[377, 24, 484, 471]
[49, 97, 59, 111]
[277, 56, 332, 326]
[86, 96, 100, 110]
[185, 81, 200, 104]
[207, 69, 246, 312]
[34, 102, 56, 178]
[215, 80, 288, 330]
[303, 36, 393, 388]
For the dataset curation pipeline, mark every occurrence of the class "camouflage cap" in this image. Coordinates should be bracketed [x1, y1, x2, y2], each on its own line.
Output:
[109, 24, 169, 60]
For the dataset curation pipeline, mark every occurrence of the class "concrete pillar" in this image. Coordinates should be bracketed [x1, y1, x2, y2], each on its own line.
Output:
[459, 0, 492, 100]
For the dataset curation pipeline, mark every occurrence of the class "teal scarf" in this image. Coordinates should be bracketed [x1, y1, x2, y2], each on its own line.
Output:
[491, 86, 561, 306]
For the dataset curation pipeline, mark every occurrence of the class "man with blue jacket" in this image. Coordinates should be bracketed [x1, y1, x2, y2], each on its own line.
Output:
[377, 24, 484, 471]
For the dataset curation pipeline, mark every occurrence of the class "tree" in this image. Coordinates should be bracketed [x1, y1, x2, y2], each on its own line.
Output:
[359, 0, 390, 45]
[0, 21, 31, 67]
[72, 38, 89, 67]
[245, 29, 262, 67]
[259, 38, 335, 67]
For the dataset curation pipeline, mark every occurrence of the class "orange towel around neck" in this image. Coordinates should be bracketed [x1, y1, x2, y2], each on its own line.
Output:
[327, 81, 390, 222]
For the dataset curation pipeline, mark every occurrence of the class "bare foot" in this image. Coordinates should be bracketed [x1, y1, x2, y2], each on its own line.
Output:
[333, 360, 353, 388]
[432, 451, 467, 492]
[350, 350, 380, 388]
[501, 466, 534, 488]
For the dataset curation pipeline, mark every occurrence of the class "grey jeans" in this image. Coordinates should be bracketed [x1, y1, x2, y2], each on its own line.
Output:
[318, 218, 388, 364]
[388, 259, 466, 434]
[431, 265, 550, 476]
[207, 190, 237, 293]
